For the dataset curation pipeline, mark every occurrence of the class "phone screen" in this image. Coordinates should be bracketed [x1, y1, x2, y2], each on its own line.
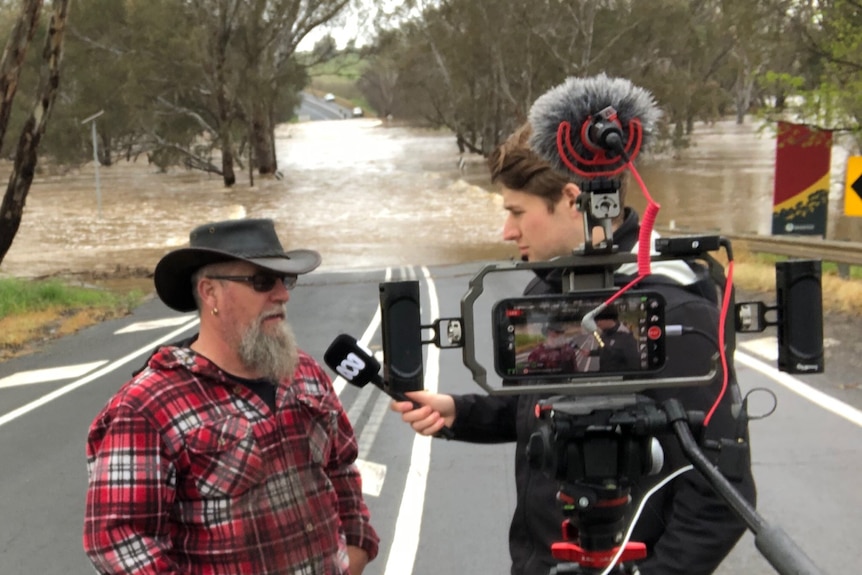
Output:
[492, 290, 666, 380]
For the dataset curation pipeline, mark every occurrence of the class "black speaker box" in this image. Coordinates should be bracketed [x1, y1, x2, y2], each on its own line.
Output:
[776, 260, 823, 374]
[379, 281, 425, 392]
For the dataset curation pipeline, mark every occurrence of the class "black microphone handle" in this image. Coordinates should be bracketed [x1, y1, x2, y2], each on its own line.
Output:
[380, 381, 455, 441]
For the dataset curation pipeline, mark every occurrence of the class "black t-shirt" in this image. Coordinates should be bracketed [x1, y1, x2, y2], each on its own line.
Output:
[226, 373, 277, 411]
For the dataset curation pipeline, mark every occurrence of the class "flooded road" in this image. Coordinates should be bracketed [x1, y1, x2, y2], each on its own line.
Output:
[0, 117, 857, 281]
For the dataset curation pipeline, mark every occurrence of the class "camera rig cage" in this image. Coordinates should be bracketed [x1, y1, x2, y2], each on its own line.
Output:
[380, 233, 824, 398]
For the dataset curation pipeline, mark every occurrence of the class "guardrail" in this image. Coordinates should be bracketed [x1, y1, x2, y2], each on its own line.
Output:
[657, 228, 862, 276]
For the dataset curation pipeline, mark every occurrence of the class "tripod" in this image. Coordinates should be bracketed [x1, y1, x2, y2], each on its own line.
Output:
[529, 395, 667, 575]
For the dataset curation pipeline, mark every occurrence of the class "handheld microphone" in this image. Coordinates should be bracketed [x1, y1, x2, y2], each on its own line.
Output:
[323, 334, 454, 440]
[324, 333, 385, 391]
[527, 73, 661, 183]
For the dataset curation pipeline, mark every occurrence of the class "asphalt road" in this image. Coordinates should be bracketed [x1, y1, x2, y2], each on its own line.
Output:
[296, 92, 354, 121]
[0, 263, 856, 575]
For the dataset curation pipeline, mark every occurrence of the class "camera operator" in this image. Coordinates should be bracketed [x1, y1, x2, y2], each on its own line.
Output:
[585, 304, 640, 373]
[390, 76, 756, 575]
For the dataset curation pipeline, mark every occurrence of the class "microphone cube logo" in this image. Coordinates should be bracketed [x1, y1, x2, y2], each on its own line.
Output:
[336, 353, 366, 381]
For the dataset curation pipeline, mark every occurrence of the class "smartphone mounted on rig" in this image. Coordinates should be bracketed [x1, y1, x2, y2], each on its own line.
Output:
[491, 290, 667, 380]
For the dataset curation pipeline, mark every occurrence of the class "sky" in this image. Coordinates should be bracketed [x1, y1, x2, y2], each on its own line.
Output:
[297, 0, 411, 52]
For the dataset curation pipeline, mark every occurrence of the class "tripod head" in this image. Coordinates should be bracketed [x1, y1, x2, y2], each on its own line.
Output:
[528, 395, 697, 574]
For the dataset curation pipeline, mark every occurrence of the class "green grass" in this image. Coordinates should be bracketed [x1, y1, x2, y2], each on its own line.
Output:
[746, 252, 862, 279]
[0, 277, 142, 319]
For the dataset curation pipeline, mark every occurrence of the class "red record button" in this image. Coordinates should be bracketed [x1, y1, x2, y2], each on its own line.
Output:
[647, 325, 662, 340]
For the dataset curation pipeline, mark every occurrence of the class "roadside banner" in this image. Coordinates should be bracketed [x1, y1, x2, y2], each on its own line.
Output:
[772, 121, 831, 236]
[845, 156, 862, 217]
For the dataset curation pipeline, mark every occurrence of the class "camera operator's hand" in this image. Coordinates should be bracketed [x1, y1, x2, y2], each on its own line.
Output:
[390, 391, 455, 436]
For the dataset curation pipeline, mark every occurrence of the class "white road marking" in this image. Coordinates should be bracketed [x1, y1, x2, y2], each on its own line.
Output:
[739, 335, 841, 363]
[738, 337, 779, 361]
[347, 381, 376, 423]
[384, 266, 439, 575]
[738, 336, 841, 363]
[114, 316, 195, 334]
[336, 270, 394, 504]
[332, 268, 391, 396]
[0, 317, 200, 428]
[0, 361, 108, 390]
[355, 458, 387, 497]
[736, 351, 862, 427]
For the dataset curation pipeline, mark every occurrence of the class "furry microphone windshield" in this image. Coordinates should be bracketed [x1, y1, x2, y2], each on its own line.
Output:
[528, 73, 662, 183]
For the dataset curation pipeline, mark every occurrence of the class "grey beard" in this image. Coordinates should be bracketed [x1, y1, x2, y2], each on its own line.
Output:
[237, 312, 299, 382]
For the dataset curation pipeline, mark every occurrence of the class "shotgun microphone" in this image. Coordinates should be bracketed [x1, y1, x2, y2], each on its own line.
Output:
[528, 73, 662, 182]
[323, 334, 454, 440]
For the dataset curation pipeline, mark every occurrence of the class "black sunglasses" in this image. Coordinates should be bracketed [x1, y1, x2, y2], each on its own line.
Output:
[206, 273, 298, 292]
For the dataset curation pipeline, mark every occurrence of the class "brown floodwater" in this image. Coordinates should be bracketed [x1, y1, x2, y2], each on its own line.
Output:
[0, 117, 858, 283]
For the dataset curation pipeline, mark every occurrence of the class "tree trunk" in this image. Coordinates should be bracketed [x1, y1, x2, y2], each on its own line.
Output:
[0, 0, 44, 152]
[0, 0, 70, 267]
[216, 84, 235, 186]
[251, 113, 276, 175]
[101, 132, 112, 166]
[221, 137, 236, 187]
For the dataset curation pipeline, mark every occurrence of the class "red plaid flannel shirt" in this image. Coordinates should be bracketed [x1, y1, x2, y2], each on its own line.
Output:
[84, 346, 379, 574]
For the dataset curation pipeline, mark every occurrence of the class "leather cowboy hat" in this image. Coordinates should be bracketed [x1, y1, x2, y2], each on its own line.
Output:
[154, 218, 321, 312]
[542, 321, 567, 335]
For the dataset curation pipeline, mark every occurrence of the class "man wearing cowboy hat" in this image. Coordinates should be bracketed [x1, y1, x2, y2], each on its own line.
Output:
[525, 321, 581, 375]
[84, 218, 379, 575]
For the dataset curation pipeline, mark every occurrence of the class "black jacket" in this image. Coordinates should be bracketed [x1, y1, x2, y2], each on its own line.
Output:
[451, 209, 756, 575]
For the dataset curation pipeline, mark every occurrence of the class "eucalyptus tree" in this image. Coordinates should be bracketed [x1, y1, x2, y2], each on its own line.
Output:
[366, 0, 594, 155]
[0, 0, 43, 153]
[364, 0, 744, 153]
[784, 0, 862, 149]
[356, 39, 399, 119]
[231, 0, 350, 177]
[54, 0, 349, 186]
[49, 0, 231, 178]
[0, 0, 71, 266]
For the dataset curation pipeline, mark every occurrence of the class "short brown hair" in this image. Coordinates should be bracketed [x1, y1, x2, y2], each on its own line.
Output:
[488, 122, 628, 219]
[487, 123, 571, 212]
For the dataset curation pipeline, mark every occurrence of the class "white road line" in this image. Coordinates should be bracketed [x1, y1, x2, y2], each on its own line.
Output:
[384, 266, 440, 575]
[354, 458, 387, 497]
[354, 393, 394, 498]
[357, 391, 392, 458]
[332, 268, 391, 396]
[736, 351, 862, 427]
[347, 381, 376, 423]
[0, 317, 200, 428]
[0, 360, 109, 390]
[738, 337, 779, 362]
[114, 316, 195, 334]
[738, 336, 840, 363]
[338, 269, 393, 501]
